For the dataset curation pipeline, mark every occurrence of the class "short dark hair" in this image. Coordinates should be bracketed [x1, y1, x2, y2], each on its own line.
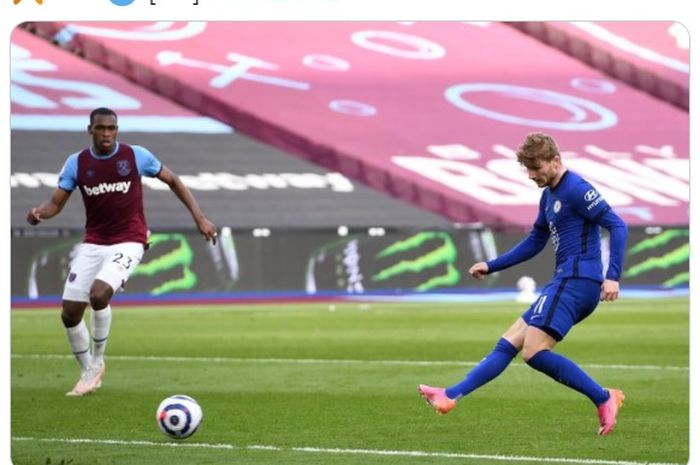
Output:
[90, 107, 118, 125]
[516, 133, 560, 169]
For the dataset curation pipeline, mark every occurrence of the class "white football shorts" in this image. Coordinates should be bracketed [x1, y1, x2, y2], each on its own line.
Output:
[62, 242, 145, 302]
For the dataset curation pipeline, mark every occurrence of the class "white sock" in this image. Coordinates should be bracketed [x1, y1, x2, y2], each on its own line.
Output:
[91, 305, 112, 367]
[65, 319, 91, 373]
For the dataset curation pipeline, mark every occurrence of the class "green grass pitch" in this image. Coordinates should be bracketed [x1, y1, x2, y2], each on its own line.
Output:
[11, 298, 689, 465]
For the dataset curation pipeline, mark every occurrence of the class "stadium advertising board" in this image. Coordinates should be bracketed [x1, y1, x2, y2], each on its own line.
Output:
[11, 227, 688, 301]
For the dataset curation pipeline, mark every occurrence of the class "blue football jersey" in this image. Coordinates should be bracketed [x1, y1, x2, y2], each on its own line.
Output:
[487, 171, 627, 282]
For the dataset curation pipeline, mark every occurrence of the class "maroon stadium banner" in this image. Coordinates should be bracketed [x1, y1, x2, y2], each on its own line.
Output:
[506, 22, 689, 109]
[10, 29, 231, 133]
[22, 22, 689, 229]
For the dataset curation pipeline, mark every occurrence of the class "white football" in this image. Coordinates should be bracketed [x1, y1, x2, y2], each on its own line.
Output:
[156, 395, 203, 440]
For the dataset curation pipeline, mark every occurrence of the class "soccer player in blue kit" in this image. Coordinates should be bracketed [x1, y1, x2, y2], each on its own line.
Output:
[26, 107, 218, 396]
[419, 133, 628, 435]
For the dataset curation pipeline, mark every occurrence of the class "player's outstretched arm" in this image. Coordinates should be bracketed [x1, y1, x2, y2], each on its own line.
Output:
[156, 166, 218, 245]
[26, 188, 71, 225]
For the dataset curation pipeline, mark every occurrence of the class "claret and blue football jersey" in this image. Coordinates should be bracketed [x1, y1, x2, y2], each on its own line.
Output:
[57, 142, 162, 246]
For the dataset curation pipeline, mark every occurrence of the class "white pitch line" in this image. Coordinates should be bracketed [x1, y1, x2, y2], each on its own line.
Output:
[10, 437, 683, 465]
[11, 353, 688, 371]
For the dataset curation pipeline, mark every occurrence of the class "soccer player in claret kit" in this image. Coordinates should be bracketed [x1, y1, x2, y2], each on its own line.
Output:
[26, 107, 218, 396]
[419, 133, 629, 435]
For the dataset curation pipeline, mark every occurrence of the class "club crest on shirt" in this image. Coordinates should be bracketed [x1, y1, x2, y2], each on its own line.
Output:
[68, 272, 77, 283]
[553, 200, 562, 213]
[116, 160, 131, 176]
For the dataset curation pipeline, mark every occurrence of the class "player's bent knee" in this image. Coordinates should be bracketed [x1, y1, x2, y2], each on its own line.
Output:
[61, 311, 81, 327]
[61, 301, 87, 327]
[89, 293, 110, 310]
[521, 348, 537, 363]
[89, 284, 113, 310]
[522, 343, 555, 362]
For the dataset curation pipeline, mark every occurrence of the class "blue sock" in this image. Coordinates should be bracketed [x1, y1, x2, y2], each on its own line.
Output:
[445, 338, 518, 400]
[526, 350, 609, 406]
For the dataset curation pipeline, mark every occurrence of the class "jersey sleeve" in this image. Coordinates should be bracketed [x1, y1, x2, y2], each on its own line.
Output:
[567, 178, 611, 223]
[57, 153, 79, 192]
[598, 210, 628, 280]
[568, 179, 628, 280]
[132, 145, 163, 178]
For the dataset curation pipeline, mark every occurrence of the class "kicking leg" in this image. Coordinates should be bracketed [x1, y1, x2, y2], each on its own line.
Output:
[418, 317, 526, 414]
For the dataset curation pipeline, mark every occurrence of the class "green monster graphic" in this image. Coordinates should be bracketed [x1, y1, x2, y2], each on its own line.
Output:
[132, 233, 197, 295]
[372, 232, 461, 291]
[623, 229, 688, 287]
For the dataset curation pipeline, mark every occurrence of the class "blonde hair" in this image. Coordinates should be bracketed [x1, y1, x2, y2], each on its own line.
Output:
[516, 133, 560, 169]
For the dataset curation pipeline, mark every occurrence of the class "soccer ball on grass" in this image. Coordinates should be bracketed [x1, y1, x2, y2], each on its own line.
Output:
[156, 394, 203, 439]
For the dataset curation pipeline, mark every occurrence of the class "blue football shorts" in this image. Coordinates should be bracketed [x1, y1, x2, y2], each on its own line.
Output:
[521, 277, 602, 341]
